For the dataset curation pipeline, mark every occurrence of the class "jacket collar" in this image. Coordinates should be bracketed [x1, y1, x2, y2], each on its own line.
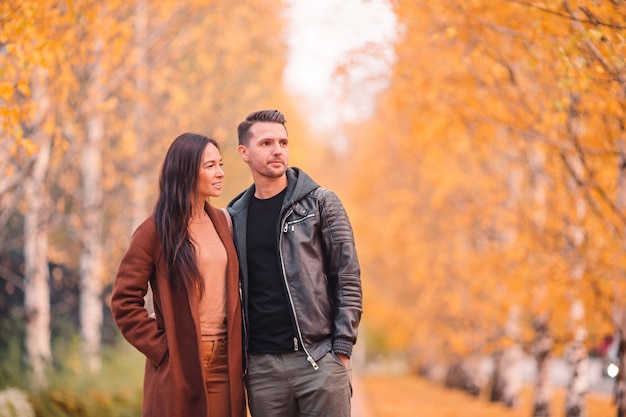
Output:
[228, 167, 319, 216]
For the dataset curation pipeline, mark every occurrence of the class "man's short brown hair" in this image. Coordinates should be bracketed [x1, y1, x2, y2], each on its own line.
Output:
[237, 109, 287, 145]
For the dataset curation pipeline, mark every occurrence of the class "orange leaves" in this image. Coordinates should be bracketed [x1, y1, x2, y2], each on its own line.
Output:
[342, 0, 626, 366]
[0, 82, 14, 101]
[1, 1, 70, 164]
[361, 374, 615, 417]
[17, 137, 39, 157]
[0, 0, 294, 270]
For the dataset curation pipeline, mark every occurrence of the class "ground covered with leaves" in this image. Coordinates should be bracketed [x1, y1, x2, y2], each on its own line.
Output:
[357, 374, 615, 417]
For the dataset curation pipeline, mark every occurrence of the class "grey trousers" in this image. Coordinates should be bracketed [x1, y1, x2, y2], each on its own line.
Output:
[246, 350, 352, 417]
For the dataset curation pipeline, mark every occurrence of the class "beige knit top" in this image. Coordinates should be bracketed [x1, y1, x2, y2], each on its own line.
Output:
[188, 215, 227, 340]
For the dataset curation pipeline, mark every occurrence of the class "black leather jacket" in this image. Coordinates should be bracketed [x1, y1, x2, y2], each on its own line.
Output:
[228, 167, 362, 368]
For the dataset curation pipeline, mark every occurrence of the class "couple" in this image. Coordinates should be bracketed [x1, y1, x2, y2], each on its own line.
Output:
[110, 109, 363, 417]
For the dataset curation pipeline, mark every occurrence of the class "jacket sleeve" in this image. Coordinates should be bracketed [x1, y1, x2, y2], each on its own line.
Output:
[110, 219, 168, 367]
[318, 188, 362, 358]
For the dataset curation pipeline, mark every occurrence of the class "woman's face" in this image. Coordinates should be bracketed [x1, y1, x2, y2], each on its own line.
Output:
[196, 143, 224, 199]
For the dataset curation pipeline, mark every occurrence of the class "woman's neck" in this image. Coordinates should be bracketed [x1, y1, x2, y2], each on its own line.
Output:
[191, 200, 208, 220]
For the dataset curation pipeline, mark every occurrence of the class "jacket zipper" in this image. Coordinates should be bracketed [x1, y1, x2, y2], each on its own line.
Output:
[239, 279, 248, 374]
[283, 213, 315, 232]
[279, 208, 319, 370]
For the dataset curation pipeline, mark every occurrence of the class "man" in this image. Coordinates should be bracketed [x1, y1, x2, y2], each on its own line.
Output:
[227, 109, 362, 417]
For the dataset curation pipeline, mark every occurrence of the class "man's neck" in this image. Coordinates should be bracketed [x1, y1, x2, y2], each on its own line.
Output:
[253, 175, 288, 199]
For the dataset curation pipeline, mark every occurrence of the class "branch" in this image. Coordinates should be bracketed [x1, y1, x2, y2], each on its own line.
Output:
[0, 157, 34, 196]
[505, 0, 626, 30]
[0, 263, 23, 291]
[474, 115, 618, 157]
[562, 0, 626, 87]
[568, 92, 626, 231]
[106, 2, 211, 94]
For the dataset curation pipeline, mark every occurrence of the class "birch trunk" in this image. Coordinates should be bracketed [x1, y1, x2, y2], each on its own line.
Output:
[131, 0, 150, 231]
[613, 309, 626, 417]
[564, 95, 588, 417]
[23, 68, 52, 388]
[79, 38, 105, 374]
[532, 315, 553, 417]
[490, 307, 522, 407]
[444, 357, 484, 396]
[614, 139, 626, 417]
[24, 154, 51, 388]
[131, 0, 154, 315]
[565, 325, 589, 417]
[489, 142, 523, 407]
[529, 144, 553, 417]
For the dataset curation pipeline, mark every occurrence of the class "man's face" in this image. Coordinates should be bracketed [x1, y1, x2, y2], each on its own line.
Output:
[238, 122, 289, 179]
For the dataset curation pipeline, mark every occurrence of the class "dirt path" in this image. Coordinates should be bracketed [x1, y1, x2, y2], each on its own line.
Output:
[354, 373, 615, 417]
[352, 373, 373, 417]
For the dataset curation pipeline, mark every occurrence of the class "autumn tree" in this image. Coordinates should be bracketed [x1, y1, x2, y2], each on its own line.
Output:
[345, 1, 625, 416]
[0, 0, 80, 387]
[1, 0, 294, 383]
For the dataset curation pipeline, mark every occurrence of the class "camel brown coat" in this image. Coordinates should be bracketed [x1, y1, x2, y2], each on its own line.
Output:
[111, 203, 245, 417]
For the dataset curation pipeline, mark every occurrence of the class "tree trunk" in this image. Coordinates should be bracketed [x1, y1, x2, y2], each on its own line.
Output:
[131, 0, 155, 315]
[528, 143, 552, 417]
[444, 356, 485, 396]
[79, 37, 105, 374]
[613, 308, 626, 417]
[131, 0, 151, 231]
[532, 314, 552, 417]
[490, 307, 522, 407]
[490, 347, 523, 407]
[23, 68, 52, 388]
[615, 140, 626, 417]
[565, 327, 589, 417]
[80, 116, 104, 374]
[563, 94, 588, 417]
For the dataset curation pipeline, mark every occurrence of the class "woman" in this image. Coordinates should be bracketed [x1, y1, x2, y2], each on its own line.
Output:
[111, 133, 245, 417]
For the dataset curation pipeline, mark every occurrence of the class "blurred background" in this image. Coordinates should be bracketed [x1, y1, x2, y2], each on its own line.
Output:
[1, 0, 625, 416]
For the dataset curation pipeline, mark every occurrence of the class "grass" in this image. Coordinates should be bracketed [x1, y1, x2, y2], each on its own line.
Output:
[0, 329, 144, 417]
[30, 339, 144, 417]
[357, 374, 616, 417]
[1, 316, 615, 417]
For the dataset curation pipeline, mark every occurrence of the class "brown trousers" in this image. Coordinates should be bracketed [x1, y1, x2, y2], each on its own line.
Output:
[202, 339, 231, 416]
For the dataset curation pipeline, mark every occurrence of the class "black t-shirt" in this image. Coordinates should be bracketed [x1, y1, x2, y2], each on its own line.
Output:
[247, 188, 295, 353]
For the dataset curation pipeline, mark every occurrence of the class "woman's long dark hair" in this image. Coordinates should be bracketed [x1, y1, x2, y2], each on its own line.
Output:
[154, 132, 219, 293]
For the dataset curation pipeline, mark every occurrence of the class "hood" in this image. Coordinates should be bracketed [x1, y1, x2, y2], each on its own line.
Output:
[228, 167, 319, 216]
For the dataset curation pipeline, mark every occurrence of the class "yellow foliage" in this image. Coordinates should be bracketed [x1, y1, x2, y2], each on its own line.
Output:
[1, 0, 292, 276]
[19, 137, 38, 157]
[0, 82, 14, 101]
[345, 0, 626, 372]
